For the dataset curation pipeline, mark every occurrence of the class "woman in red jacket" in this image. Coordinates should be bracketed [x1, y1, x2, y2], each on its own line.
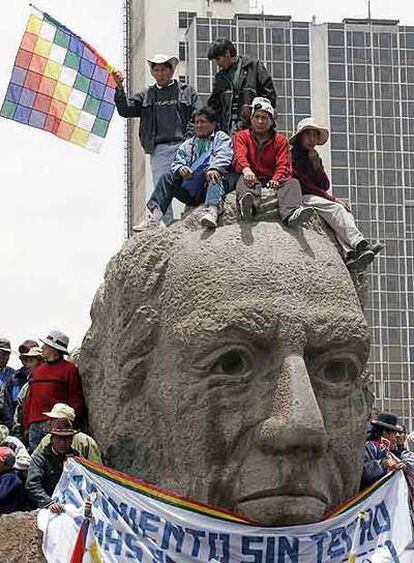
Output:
[233, 97, 313, 226]
[290, 118, 383, 272]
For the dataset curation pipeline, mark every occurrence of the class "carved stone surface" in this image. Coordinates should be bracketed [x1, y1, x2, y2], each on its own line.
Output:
[80, 201, 372, 526]
[0, 511, 45, 562]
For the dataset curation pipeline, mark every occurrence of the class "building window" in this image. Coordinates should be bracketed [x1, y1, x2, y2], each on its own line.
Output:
[179, 41, 186, 61]
[178, 11, 196, 29]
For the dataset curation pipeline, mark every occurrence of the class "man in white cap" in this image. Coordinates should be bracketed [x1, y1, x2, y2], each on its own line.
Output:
[0, 338, 15, 426]
[233, 97, 312, 225]
[33, 403, 102, 464]
[112, 55, 200, 228]
[24, 331, 85, 453]
[290, 117, 383, 272]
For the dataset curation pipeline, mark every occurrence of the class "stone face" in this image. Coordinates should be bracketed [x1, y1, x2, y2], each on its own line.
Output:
[0, 511, 45, 562]
[80, 205, 372, 526]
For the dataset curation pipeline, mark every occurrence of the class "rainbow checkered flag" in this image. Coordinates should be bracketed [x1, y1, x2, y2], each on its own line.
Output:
[0, 5, 116, 152]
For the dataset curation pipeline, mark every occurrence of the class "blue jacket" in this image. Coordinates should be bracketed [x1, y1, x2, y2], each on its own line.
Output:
[361, 440, 389, 489]
[171, 130, 233, 177]
[0, 366, 15, 425]
[3, 368, 27, 429]
[0, 470, 24, 514]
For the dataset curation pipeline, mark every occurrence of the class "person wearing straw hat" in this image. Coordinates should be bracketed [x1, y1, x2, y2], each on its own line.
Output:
[26, 418, 78, 512]
[233, 97, 312, 225]
[0, 338, 15, 426]
[24, 331, 85, 453]
[34, 402, 102, 463]
[290, 117, 383, 272]
[2, 339, 38, 430]
[113, 54, 200, 229]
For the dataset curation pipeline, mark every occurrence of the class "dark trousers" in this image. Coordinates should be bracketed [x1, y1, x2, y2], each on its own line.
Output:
[148, 171, 225, 215]
[236, 176, 303, 222]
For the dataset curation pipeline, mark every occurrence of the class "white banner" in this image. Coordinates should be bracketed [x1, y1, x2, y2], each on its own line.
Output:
[39, 457, 414, 562]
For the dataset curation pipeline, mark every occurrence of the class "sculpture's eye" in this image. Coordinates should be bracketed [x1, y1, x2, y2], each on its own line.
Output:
[210, 347, 253, 378]
[319, 358, 359, 384]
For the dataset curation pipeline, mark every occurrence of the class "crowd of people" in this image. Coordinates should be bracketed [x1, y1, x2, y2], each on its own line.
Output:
[113, 37, 383, 272]
[0, 334, 100, 515]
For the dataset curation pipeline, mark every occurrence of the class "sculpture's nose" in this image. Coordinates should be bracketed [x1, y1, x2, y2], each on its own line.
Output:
[259, 354, 328, 455]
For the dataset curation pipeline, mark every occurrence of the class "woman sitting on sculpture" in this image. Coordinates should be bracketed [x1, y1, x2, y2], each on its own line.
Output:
[290, 118, 383, 272]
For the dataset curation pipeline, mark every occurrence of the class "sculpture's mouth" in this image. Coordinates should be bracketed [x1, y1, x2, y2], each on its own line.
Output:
[236, 488, 329, 525]
[238, 487, 328, 505]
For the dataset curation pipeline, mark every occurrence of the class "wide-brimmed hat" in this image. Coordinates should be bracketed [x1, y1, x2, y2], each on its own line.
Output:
[18, 339, 39, 355]
[43, 403, 76, 422]
[40, 330, 69, 354]
[50, 418, 76, 437]
[250, 96, 275, 119]
[20, 346, 43, 358]
[371, 412, 402, 432]
[289, 117, 329, 145]
[0, 425, 10, 443]
[0, 338, 11, 353]
[146, 54, 179, 72]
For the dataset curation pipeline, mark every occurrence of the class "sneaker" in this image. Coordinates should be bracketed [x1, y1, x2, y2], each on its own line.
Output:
[200, 206, 218, 229]
[239, 193, 254, 220]
[369, 242, 384, 256]
[346, 249, 375, 272]
[132, 205, 163, 232]
[287, 206, 314, 227]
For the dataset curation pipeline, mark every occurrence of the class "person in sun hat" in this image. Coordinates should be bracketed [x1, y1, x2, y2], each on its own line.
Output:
[0, 338, 15, 426]
[361, 412, 407, 489]
[2, 339, 38, 430]
[33, 402, 102, 463]
[290, 117, 383, 273]
[26, 418, 79, 513]
[233, 97, 312, 226]
[113, 53, 200, 229]
[0, 445, 25, 514]
[12, 346, 43, 440]
[23, 331, 85, 454]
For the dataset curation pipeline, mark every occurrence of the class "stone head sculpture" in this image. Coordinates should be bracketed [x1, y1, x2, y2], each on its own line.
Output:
[80, 201, 372, 526]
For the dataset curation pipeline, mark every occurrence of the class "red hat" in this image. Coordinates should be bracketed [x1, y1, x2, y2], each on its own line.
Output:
[0, 446, 15, 465]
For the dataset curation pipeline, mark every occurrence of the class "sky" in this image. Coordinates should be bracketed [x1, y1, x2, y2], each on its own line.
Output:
[0, 1, 124, 366]
[1, 1, 413, 368]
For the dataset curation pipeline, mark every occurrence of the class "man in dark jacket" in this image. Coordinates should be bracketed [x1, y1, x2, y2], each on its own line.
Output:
[3, 339, 38, 429]
[113, 54, 200, 228]
[0, 338, 15, 426]
[207, 38, 276, 134]
[26, 418, 78, 513]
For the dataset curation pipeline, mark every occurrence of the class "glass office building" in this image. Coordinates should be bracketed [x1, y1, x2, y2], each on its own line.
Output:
[186, 14, 414, 427]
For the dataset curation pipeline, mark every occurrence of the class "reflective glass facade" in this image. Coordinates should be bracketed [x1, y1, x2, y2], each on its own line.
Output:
[327, 22, 414, 425]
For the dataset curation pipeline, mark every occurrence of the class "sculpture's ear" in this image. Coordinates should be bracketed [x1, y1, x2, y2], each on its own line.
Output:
[116, 305, 159, 402]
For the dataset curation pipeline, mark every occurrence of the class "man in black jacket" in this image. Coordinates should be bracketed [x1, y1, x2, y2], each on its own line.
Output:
[113, 54, 200, 228]
[25, 418, 78, 513]
[207, 38, 276, 135]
